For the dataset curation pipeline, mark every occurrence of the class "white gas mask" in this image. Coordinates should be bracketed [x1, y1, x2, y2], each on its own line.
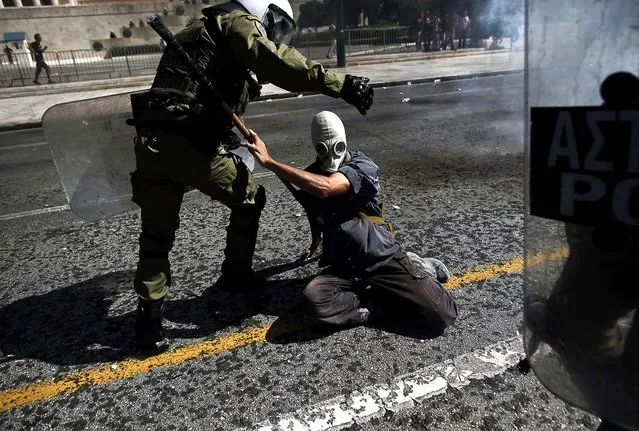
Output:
[311, 111, 347, 173]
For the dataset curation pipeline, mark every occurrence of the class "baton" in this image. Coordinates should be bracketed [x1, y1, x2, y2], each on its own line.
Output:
[147, 14, 251, 140]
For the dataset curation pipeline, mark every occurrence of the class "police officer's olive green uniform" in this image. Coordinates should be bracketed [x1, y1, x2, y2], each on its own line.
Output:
[131, 7, 345, 301]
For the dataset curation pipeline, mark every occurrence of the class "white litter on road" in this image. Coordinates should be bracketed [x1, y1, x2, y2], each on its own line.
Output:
[392, 204, 400, 209]
[402, 98, 410, 103]
[434, 79, 441, 83]
[242, 337, 525, 431]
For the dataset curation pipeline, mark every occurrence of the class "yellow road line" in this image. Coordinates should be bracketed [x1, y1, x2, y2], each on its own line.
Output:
[1, 326, 270, 412]
[0, 247, 568, 412]
[445, 247, 568, 289]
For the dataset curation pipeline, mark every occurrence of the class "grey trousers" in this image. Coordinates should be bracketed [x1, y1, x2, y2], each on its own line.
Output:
[303, 255, 458, 330]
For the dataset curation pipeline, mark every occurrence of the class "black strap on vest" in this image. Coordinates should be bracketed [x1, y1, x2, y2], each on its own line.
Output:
[201, 2, 262, 99]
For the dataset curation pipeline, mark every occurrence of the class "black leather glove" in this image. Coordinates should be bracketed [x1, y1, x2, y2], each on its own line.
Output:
[340, 75, 374, 115]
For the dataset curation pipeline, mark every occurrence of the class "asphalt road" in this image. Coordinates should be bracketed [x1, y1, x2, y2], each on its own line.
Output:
[0, 75, 600, 430]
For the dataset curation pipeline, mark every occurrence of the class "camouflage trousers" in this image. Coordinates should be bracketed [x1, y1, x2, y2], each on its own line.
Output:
[130, 132, 265, 300]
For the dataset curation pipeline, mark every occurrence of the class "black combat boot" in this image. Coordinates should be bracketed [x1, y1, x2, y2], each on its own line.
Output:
[216, 186, 267, 294]
[135, 298, 168, 350]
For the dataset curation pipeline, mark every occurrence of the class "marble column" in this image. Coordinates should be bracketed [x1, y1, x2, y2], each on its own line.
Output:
[32, 0, 41, 6]
[13, 0, 23, 7]
[51, 0, 59, 5]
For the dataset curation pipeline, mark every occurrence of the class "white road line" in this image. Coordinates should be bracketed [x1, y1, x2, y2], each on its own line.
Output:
[253, 172, 276, 179]
[0, 204, 71, 221]
[0, 174, 276, 222]
[244, 108, 316, 119]
[0, 141, 48, 150]
[245, 337, 525, 431]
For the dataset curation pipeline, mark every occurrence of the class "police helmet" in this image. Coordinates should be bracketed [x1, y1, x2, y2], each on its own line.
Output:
[235, 0, 296, 45]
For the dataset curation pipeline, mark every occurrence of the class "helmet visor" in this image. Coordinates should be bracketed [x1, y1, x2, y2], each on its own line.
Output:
[263, 4, 296, 45]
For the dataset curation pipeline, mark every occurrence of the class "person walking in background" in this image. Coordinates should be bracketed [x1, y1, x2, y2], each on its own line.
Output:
[3, 45, 14, 64]
[432, 13, 442, 51]
[326, 23, 337, 58]
[437, 12, 446, 50]
[509, 9, 523, 49]
[458, 10, 470, 49]
[422, 10, 433, 51]
[444, 12, 457, 51]
[30, 33, 54, 85]
[415, 10, 425, 52]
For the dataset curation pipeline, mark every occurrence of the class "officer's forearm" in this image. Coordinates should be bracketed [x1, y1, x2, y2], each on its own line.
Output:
[264, 159, 330, 198]
[243, 39, 344, 97]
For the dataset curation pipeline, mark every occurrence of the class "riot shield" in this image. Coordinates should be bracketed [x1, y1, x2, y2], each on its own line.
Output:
[524, 1, 639, 429]
[42, 93, 139, 222]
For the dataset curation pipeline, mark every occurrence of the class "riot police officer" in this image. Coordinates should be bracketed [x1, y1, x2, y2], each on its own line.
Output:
[129, 0, 374, 348]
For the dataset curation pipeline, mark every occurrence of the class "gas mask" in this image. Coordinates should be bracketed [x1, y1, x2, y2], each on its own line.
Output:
[311, 111, 347, 173]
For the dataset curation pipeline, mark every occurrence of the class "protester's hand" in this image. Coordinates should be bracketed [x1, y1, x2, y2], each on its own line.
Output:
[340, 75, 374, 115]
[243, 130, 272, 167]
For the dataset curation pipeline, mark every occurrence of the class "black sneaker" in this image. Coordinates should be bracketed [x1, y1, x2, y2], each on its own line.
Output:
[214, 268, 267, 294]
[135, 299, 168, 350]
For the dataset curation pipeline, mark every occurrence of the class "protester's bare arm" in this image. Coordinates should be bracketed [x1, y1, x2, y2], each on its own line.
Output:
[244, 130, 350, 199]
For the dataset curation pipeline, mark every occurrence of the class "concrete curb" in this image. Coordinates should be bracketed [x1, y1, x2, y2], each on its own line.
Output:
[0, 76, 154, 100]
[333, 47, 519, 67]
[0, 121, 43, 132]
[0, 69, 523, 133]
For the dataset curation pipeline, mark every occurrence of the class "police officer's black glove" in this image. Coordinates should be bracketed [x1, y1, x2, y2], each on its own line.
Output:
[340, 75, 374, 116]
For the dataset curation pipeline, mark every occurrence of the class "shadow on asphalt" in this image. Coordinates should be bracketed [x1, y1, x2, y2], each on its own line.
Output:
[265, 310, 446, 345]
[0, 265, 313, 365]
[0, 270, 139, 365]
[0, 260, 446, 365]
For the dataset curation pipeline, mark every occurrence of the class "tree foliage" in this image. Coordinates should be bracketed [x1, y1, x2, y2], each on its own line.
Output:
[298, 0, 333, 30]
[297, 0, 522, 29]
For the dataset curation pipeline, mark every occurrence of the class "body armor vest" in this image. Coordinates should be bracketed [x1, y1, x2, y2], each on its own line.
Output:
[150, 2, 253, 129]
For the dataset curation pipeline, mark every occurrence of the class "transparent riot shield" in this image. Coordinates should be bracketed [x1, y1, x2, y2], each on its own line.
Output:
[524, 1, 639, 429]
[42, 93, 139, 222]
[42, 92, 258, 224]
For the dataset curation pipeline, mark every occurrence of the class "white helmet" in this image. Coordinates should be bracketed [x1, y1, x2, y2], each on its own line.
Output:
[311, 111, 348, 173]
[235, 0, 296, 45]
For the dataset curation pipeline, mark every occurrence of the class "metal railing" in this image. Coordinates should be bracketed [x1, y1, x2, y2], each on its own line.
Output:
[0, 27, 414, 88]
[292, 26, 414, 59]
